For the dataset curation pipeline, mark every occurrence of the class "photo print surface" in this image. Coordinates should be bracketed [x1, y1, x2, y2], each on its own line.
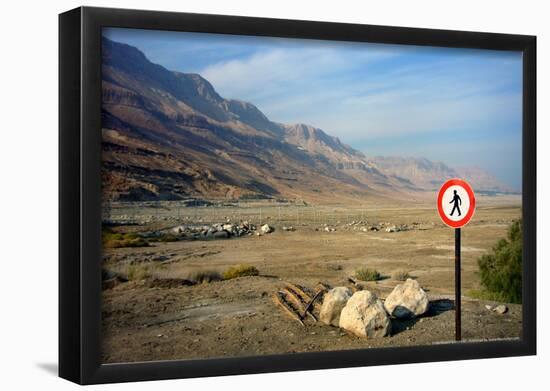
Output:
[100, 27, 523, 363]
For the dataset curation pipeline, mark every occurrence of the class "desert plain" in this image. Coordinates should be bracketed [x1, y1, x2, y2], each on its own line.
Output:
[101, 194, 522, 363]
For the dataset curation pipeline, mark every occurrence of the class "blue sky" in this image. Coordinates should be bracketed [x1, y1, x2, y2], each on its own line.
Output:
[103, 28, 523, 190]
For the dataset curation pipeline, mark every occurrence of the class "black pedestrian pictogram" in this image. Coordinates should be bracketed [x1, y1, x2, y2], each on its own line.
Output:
[449, 190, 462, 216]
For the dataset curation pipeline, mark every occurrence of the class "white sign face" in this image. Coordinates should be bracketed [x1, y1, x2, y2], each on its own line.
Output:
[437, 178, 476, 228]
[441, 185, 471, 222]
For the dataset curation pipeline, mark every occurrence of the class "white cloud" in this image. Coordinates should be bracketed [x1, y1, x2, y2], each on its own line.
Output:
[200, 46, 521, 144]
[201, 46, 395, 106]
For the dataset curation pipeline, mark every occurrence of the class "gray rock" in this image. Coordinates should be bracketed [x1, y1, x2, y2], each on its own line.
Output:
[384, 278, 429, 318]
[320, 287, 353, 326]
[386, 226, 397, 233]
[339, 290, 391, 338]
[213, 230, 229, 239]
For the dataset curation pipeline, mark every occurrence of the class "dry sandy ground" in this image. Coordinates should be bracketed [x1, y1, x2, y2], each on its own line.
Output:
[101, 197, 522, 363]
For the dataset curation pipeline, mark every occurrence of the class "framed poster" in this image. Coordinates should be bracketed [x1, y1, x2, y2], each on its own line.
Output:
[59, 6, 536, 384]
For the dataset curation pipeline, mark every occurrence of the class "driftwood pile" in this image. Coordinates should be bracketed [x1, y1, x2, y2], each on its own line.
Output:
[272, 281, 362, 326]
[272, 277, 370, 326]
[272, 282, 329, 326]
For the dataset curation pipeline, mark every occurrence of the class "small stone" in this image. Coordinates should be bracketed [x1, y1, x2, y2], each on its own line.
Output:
[493, 304, 508, 314]
[213, 230, 229, 239]
[260, 224, 274, 234]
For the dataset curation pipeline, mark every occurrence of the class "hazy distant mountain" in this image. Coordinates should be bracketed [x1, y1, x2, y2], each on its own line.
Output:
[369, 156, 516, 193]
[100, 37, 515, 203]
[454, 166, 517, 193]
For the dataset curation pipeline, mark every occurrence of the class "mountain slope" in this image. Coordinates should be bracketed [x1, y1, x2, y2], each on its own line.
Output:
[101, 37, 397, 203]
[100, 37, 514, 203]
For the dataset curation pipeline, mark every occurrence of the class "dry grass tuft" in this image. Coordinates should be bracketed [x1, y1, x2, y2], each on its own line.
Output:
[223, 264, 259, 280]
[187, 270, 223, 284]
[354, 267, 382, 281]
[126, 264, 152, 281]
[102, 229, 149, 248]
[392, 270, 411, 281]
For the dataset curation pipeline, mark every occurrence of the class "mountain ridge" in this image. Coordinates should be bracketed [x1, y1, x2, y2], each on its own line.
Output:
[100, 37, 515, 203]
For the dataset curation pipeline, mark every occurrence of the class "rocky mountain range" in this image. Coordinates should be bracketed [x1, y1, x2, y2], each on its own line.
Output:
[101, 37, 515, 203]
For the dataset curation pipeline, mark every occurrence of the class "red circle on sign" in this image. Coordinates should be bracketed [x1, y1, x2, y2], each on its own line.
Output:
[437, 178, 476, 228]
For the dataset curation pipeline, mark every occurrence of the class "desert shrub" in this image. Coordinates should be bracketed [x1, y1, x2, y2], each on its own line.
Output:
[477, 219, 522, 304]
[126, 264, 151, 281]
[467, 289, 508, 302]
[149, 233, 179, 243]
[102, 229, 149, 248]
[355, 267, 381, 281]
[327, 263, 343, 271]
[392, 270, 411, 281]
[187, 270, 223, 284]
[223, 264, 259, 280]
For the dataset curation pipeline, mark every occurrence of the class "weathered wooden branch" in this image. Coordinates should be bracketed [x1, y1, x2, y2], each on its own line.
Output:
[316, 282, 331, 292]
[285, 282, 312, 302]
[347, 277, 362, 292]
[287, 282, 325, 315]
[301, 289, 324, 320]
[272, 292, 305, 327]
[282, 288, 318, 322]
[282, 288, 307, 312]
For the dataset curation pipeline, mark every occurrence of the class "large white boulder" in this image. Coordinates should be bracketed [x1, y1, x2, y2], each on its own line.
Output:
[339, 290, 391, 338]
[384, 278, 429, 319]
[320, 287, 353, 326]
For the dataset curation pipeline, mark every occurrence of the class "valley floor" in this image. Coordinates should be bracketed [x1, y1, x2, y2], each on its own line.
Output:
[101, 196, 522, 363]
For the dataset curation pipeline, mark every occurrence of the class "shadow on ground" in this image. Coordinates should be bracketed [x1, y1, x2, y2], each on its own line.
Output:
[391, 299, 454, 335]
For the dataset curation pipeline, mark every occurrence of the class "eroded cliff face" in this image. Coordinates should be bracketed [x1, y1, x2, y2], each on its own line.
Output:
[101, 37, 515, 203]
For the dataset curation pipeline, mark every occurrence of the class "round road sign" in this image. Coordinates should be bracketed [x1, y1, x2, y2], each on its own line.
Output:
[437, 178, 476, 228]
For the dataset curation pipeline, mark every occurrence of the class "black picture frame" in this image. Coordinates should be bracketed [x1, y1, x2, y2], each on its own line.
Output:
[59, 6, 537, 385]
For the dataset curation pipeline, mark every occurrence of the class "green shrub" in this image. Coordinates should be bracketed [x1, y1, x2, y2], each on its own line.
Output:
[126, 265, 151, 281]
[355, 267, 381, 281]
[477, 219, 522, 304]
[392, 270, 411, 281]
[223, 264, 259, 280]
[467, 289, 508, 302]
[102, 229, 149, 248]
[187, 270, 223, 284]
[149, 233, 179, 243]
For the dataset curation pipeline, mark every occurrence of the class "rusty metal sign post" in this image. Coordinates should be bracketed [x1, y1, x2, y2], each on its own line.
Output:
[437, 179, 476, 341]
